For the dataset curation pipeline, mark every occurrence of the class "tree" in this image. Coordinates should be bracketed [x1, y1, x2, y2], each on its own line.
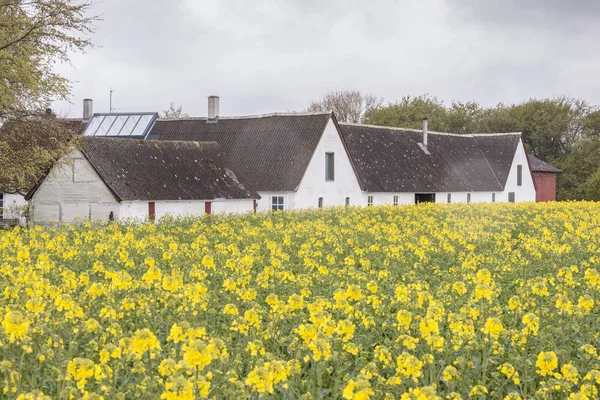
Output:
[161, 102, 189, 119]
[305, 90, 382, 123]
[365, 95, 448, 131]
[0, 114, 82, 195]
[0, 0, 96, 119]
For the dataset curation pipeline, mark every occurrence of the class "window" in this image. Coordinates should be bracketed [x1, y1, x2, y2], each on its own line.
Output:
[447, 193, 451, 203]
[271, 196, 284, 211]
[508, 192, 515, 203]
[492, 193, 496, 202]
[393, 195, 399, 206]
[367, 196, 373, 206]
[318, 197, 323, 208]
[345, 197, 350, 207]
[467, 193, 471, 203]
[0, 193, 3, 218]
[325, 152, 335, 181]
[517, 165, 523, 186]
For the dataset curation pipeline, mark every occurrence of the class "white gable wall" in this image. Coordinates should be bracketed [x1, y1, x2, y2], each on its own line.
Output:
[295, 118, 363, 209]
[31, 150, 120, 224]
[501, 138, 536, 202]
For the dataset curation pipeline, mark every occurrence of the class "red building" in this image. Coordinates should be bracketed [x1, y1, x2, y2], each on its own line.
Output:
[528, 154, 561, 202]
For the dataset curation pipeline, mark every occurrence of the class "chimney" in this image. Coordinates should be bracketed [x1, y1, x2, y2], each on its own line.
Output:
[83, 98, 93, 121]
[418, 118, 430, 155]
[422, 118, 428, 147]
[208, 95, 219, 120]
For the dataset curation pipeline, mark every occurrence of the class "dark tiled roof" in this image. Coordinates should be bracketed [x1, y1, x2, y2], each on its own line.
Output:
[473, 134, 521, 185]
[151, 113, 331, 191]
[339, 123, 521, 192]
[528, 154, 562, 173]
[80, 137, 259, 201]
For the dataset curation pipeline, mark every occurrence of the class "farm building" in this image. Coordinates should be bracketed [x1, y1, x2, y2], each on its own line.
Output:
[26, 137, 259, 224]
[151, 97, 538, 210]
[528, 154, 561, 202]
[4, 96, 562, 223]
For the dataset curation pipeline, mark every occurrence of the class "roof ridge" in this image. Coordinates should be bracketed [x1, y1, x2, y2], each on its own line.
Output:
[157, 112, 331, 122]
[340, 121, 522, 137]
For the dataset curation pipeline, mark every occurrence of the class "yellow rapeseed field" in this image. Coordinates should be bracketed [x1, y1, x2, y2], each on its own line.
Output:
[1, 202, 600, 399]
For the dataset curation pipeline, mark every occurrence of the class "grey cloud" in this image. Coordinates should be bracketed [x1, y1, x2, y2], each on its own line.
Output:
[52, 0, 600, 119]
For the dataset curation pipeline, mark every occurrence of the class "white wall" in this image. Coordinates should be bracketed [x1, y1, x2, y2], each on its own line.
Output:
[120, 199, 255, 220]
[295, 119, 363, 209]
[211, 199, 255, 214]
[501, 138, 536, 202]
[1, 193, 28, 222]
[31, 150, 120, 224]
[437, 192, 500, 204]
[119, 201, 148, 220]
[256, 192, 295, 212]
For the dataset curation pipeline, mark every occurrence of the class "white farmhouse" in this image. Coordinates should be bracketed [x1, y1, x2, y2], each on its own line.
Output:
[26, 137, 259, 224]
[151, 97, 535, 210]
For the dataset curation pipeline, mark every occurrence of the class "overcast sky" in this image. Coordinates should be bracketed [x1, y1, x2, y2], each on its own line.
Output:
[52, 0, 600, 118]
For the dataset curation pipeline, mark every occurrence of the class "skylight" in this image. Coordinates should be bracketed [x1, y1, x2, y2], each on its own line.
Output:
[83, 113, 158, 138]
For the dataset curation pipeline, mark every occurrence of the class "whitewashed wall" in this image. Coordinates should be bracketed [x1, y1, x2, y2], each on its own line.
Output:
[295, 119, 363, 209]
[120, 199, 255, 220]
[211, 199, 255, 214]
[31, 150, 120, 224]
[436, 192, 500, 204]
[1, 193, 28, 222]
[119, 202, 148, 220]
[501, 138, 536, 202]
[256, 191, 295, 212]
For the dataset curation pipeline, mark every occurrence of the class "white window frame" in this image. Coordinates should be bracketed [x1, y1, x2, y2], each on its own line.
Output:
[271, 196, 284, 211]
[318, 197, 323, 208]
[508, 192, 516, 203]
[447, 193, 451, 203]
[492, 193, 496, 202]
[393, 195, 399, 206]
[467, 193, 471, 203]
[367, 195, 373, 206]
[517, 165, 523, 186]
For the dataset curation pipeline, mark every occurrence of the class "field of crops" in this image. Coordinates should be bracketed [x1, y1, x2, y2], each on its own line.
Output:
[1, 203, 600, 399]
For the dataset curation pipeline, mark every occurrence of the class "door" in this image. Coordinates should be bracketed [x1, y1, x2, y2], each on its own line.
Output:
[415, 193, 436, 204]
[205, 201, 212, 215]
[148, 202, 156, 221]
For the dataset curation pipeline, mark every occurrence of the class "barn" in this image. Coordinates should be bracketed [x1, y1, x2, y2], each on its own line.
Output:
[528, 154, 562, 202]
[26, 137, 259, 224]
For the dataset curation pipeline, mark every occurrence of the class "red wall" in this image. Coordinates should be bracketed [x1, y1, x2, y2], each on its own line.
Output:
[533, 172, 557, 202]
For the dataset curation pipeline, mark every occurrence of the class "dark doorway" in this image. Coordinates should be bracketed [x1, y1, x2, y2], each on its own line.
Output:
[205, 202, 212, 215]
[415, 193, 436, 204]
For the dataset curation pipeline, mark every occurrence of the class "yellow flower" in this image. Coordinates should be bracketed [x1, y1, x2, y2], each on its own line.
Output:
[342, 375, 374, 400]
[129, 328, 161, 359]
[160, 376, 194, 400]
[521, 313, 539, 336]
[245, 360, 294, 394]
[3, 311, 29, 341]
[482, 317, 503, 339]
[469, 385, 488, 397]
[66, 358, 95, 391]
[499, 363, 520, 384]
[443, 365, 458, 381]
[396, 352, 424, 382]
[562, 363, 579, 384]
[400, 385, 441, 399]
[536, 351, 558, 376]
